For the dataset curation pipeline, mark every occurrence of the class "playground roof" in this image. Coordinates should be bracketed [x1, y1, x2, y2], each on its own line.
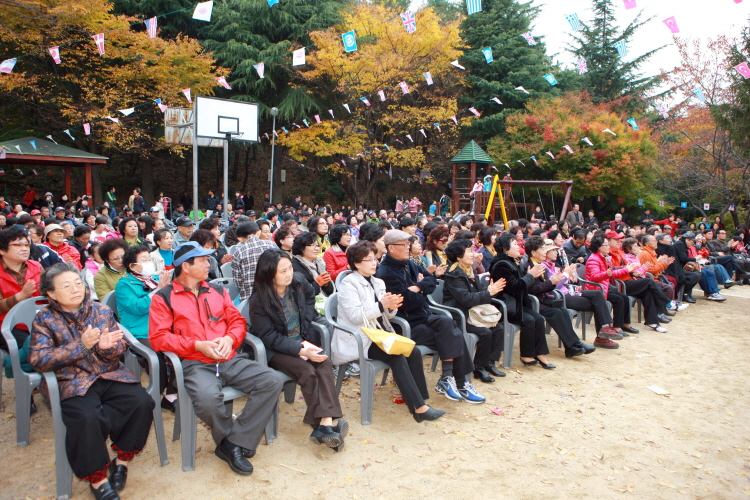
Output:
[450, 140, 493, 164]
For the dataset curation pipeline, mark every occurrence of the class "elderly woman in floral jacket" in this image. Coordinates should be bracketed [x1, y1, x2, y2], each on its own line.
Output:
[29, 262, 153, 500]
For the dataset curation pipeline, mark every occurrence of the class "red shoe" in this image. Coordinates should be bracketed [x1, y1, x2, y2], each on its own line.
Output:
[594, 337, 620, 349]
[598, 326, 623, 340]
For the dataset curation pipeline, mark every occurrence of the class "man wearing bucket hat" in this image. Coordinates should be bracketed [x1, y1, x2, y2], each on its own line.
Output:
[149, 242, 284, 476]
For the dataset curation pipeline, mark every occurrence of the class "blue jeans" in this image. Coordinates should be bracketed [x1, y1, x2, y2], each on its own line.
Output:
[699, 269, 719, 294]
[708, 264, 730, 283]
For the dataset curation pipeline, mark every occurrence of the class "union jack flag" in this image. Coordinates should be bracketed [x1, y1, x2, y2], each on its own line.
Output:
[144, 17, 157, 38]
[520, 32, 536, 45]
[401, 11, 416, 33]
[576, 58, 588, 75]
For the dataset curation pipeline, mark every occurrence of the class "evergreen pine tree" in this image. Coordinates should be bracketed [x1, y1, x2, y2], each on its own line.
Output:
[458, 0, 580, 140]
[568, 0, 665, 106]
[715, 26, 750, 157]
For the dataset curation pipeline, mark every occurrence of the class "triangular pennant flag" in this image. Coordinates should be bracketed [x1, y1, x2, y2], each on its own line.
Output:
[602, 128, 616, 136]
[281, 127, 289, 134]
[423, 72, 433, 85]
[272, 130, 278, 137]
[47, 170, 53, 175]
[468, 107, 481, 116]
[516, 160, 525, 167]
[144, 17, 157, 38]
[49, 46, 61, 64]
[0, 58, 17, 74]
[264, 133, 269, 140]
[504, 163, 510, 170]
[451, 60, 466, 70]
[394, 139, 403, 144]
[466, 0, 482, 15]
[14, 145, 21, 154]
[450, 116, 458, 125]
[614, 40, 627, 58]
[543, 74, 558, 85]
[378, 90, 386, 101]
[182, 88, 192, 103]
[401, 11, 416, 33]
[32, 169, 38, 175]
[64, 129, 75, 140]
[268, 0, 278, 6]
[545, 151, 555, 159]
[692, 88, 707, 103]
[515, 86, 530, 94]
[530, 156, 537, 165]
[254, 62, 265, 78]
[434, 123, 441, 133]
[521, 32, 536, 45]
[16, 169, 23, 175]
[343, 104, 351, 113]
[83, 123, 91, 135]
[627, 118, 638, 130]
[623, 0, 636, 9]
[107, 116, 119, 123]
[216, 76, 231, 89]
[342, 31, 357, 52]
[491, 97, 503, 105]
[340, 160, 346, 166]
[577, 58, 588, 75]
[292, 47, 305, 66]
[328, 109, 334, 118]
[406, 134, 413, 142]
[419, 129, 426, 138]
[582, 137, 593, 146]
[482, 48, 493, 63]
[384, 144, 390, 151]
[566, 13, 582, 31]
[303, 119, 309, 127]
[663, 16, 679, 34]
[92, 33, 105, 56]
[563, 145, 574, 154]
[657, 105, 669, 119]
[30, 140, 37, 150]
[360, 97, 371, 106]
[292, 123, 300, 128]
[399, 81, 410, 94]
[314, 114, 321, 124]
[192, 1, 213, 21]
[735, 62, 750, 79]
[46, 135, 58, 144]
[154, 98, 167, 112]
[119, 108, 135, 116]
[703, 203, 710, 210]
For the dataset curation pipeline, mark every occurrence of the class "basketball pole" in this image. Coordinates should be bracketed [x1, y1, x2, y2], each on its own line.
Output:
[192, 107, 199, 224]
[269, 107, 278, 205]
[223, 134, 230, 223]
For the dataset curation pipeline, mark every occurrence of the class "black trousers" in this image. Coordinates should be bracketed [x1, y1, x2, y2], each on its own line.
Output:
[715, 255, 741, 276]
[606, 287, 629, 328]
[368, 344, 429, 414]
[60, 379, 154, 480]
[677, 271, 702, 294]
[138, 338, 177, 396]
[518, 308, 550, 358]
[623, 278, 670, 325]
[537, 306, 580, 348]
[563, 290, 612, 332]
[410, 314, 473, 383]
[466, 323, 504, 367]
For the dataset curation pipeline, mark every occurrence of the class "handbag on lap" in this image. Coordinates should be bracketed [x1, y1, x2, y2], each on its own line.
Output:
[360, 310, 415, 356]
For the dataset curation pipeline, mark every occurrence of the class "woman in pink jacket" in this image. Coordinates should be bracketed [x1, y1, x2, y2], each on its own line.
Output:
[584, 234, 638, 340]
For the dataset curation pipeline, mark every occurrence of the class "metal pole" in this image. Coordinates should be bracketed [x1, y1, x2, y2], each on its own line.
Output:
[223, 134, 230, 223]
[269, 107, 278, 205]
[192, 108, 199, 224]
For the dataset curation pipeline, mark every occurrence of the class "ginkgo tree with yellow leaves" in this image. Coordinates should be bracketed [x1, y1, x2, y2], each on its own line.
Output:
[278, 3, 465, 205]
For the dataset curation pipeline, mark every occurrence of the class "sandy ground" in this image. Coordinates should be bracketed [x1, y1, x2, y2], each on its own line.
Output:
[3, 285, 750, 500]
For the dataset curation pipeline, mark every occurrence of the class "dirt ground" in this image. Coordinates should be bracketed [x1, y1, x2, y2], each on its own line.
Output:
[3, 285, 750, 500]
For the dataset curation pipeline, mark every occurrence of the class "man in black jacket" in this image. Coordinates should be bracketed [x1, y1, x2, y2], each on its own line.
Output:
[563, 229, 588, 264]
[672, 232, 725, 301]
[656, 233, 702, 303]
[205, 190, 219, 214]
[376, 230, 485, 404]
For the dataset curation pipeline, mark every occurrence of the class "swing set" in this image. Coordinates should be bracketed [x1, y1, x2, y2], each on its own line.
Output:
[483, 176, 575, 227]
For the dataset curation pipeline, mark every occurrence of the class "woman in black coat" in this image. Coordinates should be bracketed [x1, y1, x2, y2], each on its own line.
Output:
[248, 249, 346, 451]
[442, 239, 506, 383]
[291, 232, 334, 296]
[489, 234, 553, 369]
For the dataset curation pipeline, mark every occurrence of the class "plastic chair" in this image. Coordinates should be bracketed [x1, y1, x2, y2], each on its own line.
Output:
[43, 323, 169, 500]
[102, 291, 118, 320]
[228, 244, 241, 256]
[165, 332, 277, 472]
[615, 279, 642, 324]
[490, 298, 519, 369]
[324, 293, 391, 425]
[1, 296, 47, 446]
[334, 269, 352, 288]
[209, 277, 240, 302]
[220, 261, 233, 279]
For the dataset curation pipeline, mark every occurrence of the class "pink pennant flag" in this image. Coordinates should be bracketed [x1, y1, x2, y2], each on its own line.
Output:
[93, 33, 105, 56]
[394, 139, 403, 144]
[451, 60, 465, 70]
[406, 135, 413, 142]
[182, 88, 192, 103]
[563, 145, 574, 154]
[254, 62, 265, 79]
[314, 114, 321, 124]
[83, 123, 91, 135]
[32, 169, 38, 175]
[735, 62, 750, 79]
[217, 76, 232, 89]
[328, 109, 334, 118]
[340, 160, 346, 166]
[623, 0, 636, 9]
[154, 99, 167, 112]
[491, 97, 502, 105]
[49, 46, 61, 64]
[46, 135, 58, 144]
[399, 81, 410, 94]
[343, 104, 351, 113]
[376, 90, 385, 102]
[423, 72, 433, 85]
[419, 129, 426, 138]
[469, 107, 481, 116]
[0, 150, 5, 159]
[0, 58, 17, 74]
[450, 116, 458, 125]
[360, 97, 371, 106]
[545, 151, 555, 159]
[663, 16, 679, 33]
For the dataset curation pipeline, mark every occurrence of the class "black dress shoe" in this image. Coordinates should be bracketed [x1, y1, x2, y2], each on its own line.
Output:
[473, 368, 495, 383]
[90, 481, 120, 500]
[108, 461, 127, 491]
[334, 418, 349, 438]
[160, 397, 176, 413]
[533, 357, 556, 369]
[564, 344, 585, 358]
[724, 281, 737, 289]
[309, 425, 343, 449]
[30, 396, 37, 415]
[657, 314, 672, 323]
[574, 341, 596, 354]
[520, 358, 538, 366]
[621, 326, 640, 334]
[683, 294, 697, 304]
[215, 441, 254, 475]
[413, 407, 446, 423]
[485, 365, 506, 377]
[241, 448, 255, 459]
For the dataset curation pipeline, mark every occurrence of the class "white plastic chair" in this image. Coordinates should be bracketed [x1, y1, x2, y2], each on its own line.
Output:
[220, 261, 233, 279]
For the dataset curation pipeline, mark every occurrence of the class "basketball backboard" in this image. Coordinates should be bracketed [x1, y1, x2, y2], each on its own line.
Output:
[195, 96, 259, 142]
[164, 108, 223, 148]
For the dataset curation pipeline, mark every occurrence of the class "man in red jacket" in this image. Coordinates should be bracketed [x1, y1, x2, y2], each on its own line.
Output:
[149, 242, 283, 476]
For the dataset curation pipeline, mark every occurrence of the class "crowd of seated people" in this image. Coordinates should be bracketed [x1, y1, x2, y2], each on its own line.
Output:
[3, 187, 748, 498]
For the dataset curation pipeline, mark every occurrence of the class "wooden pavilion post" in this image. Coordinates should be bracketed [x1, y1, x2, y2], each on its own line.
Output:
[84, 163, 93, 204]
[451, 162, 459, 214]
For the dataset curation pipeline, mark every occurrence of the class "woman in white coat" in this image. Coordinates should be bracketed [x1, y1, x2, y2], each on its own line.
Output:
[333, 241, 445, 422]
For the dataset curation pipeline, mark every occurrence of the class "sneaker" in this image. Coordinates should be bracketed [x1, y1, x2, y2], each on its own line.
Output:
[346, 362, 361, 377]
[724, 280, 737, 289]
[594, 337, 619, 349]
[457, 383, 486, 404]
[332, 366, 350, 380]
[645, 323, 668, 333]
[676, 302, 689, 311]
[435, 376, 464, 402]
[598, 326, 623, 340]
[706, 293, 727, 302]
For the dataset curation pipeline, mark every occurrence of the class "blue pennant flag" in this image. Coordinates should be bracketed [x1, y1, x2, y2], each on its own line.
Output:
[267, 0, 278, 6]
[466, 0, 481, 15]
[566, 13, 582, 31]
[680, 202, 688, 208]
[342, 31, 357, 53]
[691, 88, 707, 103]
[30, 140, 37, 151]
[543, 74, 558, 85]
[614, 40, 627, 58]
[627, 118, 638, 130]
[482, 48, 493, 63]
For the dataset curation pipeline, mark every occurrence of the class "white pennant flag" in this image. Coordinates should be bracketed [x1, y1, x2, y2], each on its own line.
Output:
[406, 134, 413, 142]
[119, 108, 135, 116]
[14, 145, 22, 154]
[468, 107, 481, 116]
[419, 129, 426, 138]
[217, 76, 231, 89]
[450, 60, 465, 70]
[563, 145, 574, 154]
[515, 86, 529, 94]
[83, 123, 91, 135]
[92, 34, 105, 56]
[602, 128, 617, 136]
[378, 90, 386, 101]
[192, 1, 213, 21]
[328, 109, 334, 118]
[581, 137, 593, 146]
[107, 116, 120, 124]
[46, 135, 58, 144]
[0, 58, 17, 74]
[254, 62, 265, 78]
[182, 88, 192, 103]
[450, 116, 458, 125]
[292, 48, 305, 66]
[49, 46, 61, 64]
[433, 123, 441, 133]
[545, 151, 555, 159]
[491, 97, 503, 105]
[64, 129, 75, 140]
[423, 72, 433, 85]
[343, 104, 351, 113]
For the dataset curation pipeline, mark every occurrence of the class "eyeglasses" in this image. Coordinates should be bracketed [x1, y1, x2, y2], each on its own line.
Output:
[361, 258, 379, 263]
[389, 243, 410, 248]
[439, 238, 449, 243]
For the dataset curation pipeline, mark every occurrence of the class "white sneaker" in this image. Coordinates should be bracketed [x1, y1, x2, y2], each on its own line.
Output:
[676, 302, 689, 311]
[645, 324, 668, 333]
[706, 293, 727, 302]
